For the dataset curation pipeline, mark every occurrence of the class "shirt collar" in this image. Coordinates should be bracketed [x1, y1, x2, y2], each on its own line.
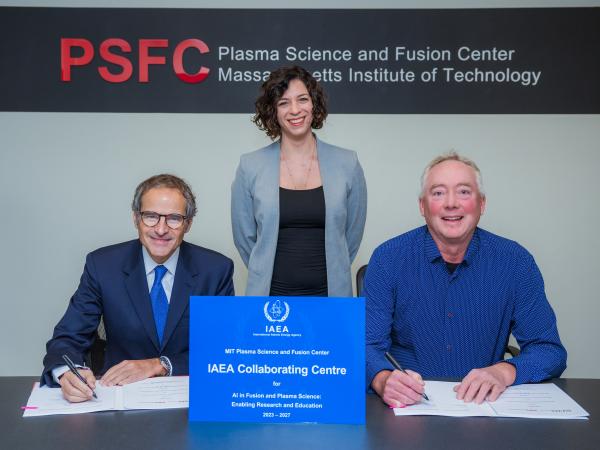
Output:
[462, 229, 481, 265]
[424, 226, 481, 266]
[424, 227, 443, 263]
[142, 246, 180, 277]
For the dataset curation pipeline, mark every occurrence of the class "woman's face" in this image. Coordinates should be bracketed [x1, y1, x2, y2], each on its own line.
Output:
[276, 78, 314, 140]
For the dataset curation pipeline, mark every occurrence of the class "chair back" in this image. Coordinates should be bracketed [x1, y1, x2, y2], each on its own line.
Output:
[86, 318, 106, 374]
[356, 264, 368, 297]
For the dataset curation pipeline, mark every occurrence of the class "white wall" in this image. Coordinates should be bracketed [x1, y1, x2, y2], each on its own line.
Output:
[1, 1, 599, 378]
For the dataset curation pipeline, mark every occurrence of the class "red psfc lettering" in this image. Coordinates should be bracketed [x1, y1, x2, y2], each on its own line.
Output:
[173, 39, 210, 83]
[61, 38, 93, 82]
[99, 38, 133, 83]
[60, 37, 211, 83]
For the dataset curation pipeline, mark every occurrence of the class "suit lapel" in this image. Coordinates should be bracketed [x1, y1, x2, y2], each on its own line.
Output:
[123, 242, 161, 352]
[265, 143, 282, 286]
[264, 141, 281, 216]
[162, 241, 195, 350]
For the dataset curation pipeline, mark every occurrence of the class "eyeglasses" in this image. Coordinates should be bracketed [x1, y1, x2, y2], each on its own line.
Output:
[138, 211, 187, 230]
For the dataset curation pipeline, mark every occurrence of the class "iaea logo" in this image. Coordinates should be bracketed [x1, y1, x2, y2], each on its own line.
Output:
[264, 299, 290, 322]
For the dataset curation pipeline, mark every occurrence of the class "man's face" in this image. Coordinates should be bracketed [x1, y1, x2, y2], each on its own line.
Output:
[419, 160, 486, 248]
[134, 187, 191, 264]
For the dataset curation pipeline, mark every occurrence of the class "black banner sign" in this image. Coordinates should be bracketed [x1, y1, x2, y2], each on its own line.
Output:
[0, 7, 598, 113]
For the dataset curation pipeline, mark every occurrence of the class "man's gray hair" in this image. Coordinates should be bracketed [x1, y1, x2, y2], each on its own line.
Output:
[132, 174, 197, 218]
[419, 151, 485, 199]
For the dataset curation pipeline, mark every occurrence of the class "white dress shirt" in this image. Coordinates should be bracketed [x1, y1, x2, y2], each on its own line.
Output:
[142, 246, 179, 303]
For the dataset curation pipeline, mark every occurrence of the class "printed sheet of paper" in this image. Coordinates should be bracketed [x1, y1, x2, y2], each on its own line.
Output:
[123, 376, 189, 409]
[22, 383, 117, 417]
[393, 381, 495, 417]
[23, 376, 189, 417]
[393, 381, 588, 419]
[487, 383, 589, 419]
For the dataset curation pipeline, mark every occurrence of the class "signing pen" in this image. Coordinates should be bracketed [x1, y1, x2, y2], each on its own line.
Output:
[62, 354, 97, 399]
[384, 351, 430, 401]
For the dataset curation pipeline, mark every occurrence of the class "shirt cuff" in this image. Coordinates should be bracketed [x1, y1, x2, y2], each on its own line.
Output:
[51, 364, 89, 384]
[504, 355, 536, 385]
[366, 357, 394, 390]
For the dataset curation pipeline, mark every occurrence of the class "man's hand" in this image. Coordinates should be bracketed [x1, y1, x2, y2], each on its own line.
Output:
[454, 362, 517, 404]
[59, 369, 96, 403]
[372, 369, 426, 407]
[101, 358, 166, 386]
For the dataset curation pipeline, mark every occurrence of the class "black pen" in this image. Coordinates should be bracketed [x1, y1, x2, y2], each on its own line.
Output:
[62, 354, 98, 399]
[384, 351, 430, 401]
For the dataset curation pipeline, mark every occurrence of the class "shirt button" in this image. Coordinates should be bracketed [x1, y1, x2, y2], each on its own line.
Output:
[447, 312, 454, 318]
[447, 345, 452, 351]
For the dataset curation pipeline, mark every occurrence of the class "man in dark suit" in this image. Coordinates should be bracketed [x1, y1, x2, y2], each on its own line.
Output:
[42, 174, 234, 402]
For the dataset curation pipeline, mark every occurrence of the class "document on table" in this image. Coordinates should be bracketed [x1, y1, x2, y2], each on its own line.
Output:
[393, 381, 589, 419]
[22, 376, 189, 417]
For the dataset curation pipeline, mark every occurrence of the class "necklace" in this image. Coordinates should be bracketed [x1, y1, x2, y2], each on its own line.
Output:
[281, 145, 316, 190]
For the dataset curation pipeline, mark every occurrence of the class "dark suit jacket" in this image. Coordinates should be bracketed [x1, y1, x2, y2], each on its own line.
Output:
[41, 239, 234, 386]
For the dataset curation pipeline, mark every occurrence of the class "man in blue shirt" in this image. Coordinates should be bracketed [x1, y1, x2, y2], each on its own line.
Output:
[365, 152, 566, 407]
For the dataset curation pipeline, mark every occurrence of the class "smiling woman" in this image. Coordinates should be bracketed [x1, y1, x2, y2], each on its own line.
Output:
[231, 65, 367, 297]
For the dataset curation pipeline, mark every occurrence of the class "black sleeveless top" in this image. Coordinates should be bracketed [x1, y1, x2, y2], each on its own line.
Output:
[269, 186, 328, 296]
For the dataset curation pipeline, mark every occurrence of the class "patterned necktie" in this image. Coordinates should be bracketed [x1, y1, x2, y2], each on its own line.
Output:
[150, 265, 169, 346]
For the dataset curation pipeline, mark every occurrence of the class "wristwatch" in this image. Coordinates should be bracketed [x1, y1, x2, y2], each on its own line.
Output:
[159, 356, 172, 377]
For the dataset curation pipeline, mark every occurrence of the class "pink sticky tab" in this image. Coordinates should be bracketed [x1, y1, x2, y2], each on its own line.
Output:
[21, 406, 38, 410]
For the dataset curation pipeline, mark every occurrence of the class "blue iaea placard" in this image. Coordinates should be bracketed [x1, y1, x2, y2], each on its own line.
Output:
[189, 296, 365, 424]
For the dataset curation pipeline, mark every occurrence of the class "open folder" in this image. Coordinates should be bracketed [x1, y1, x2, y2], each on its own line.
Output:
[22, 376, 189, 417]
[393, 381, 589, 419]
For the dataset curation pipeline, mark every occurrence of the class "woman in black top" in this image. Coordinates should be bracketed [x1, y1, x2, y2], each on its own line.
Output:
[231, 66, 367, 297]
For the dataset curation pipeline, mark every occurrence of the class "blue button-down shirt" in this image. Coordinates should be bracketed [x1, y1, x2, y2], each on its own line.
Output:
[365, 226, 566, 388]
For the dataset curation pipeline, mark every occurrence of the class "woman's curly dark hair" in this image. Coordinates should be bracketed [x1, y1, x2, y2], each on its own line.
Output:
[252, 66, 328, 140]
